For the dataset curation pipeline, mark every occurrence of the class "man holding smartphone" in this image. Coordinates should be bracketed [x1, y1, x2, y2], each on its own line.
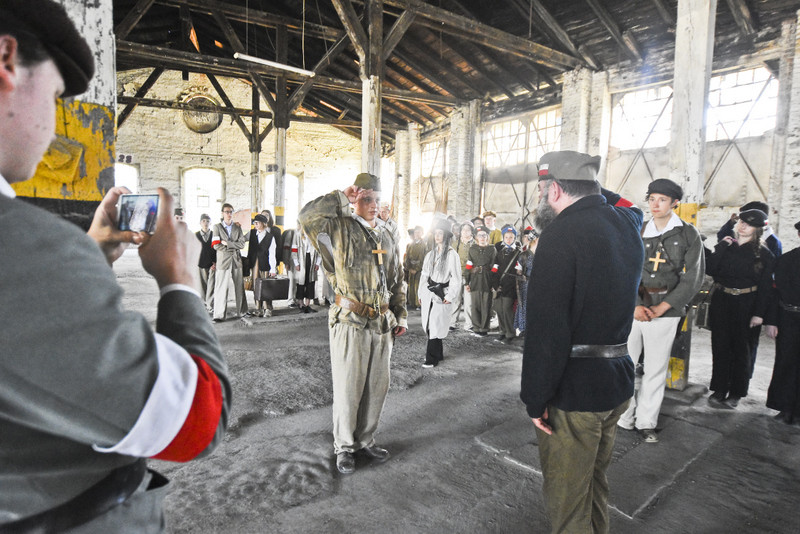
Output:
[0, 2, 230, 530]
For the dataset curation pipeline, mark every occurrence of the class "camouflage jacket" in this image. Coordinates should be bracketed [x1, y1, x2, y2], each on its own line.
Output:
[298, 190, 407, 333]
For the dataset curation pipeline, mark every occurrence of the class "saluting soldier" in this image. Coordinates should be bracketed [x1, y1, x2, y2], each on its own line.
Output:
[298, 173, 407, 475]
[618, 179, 705, 443]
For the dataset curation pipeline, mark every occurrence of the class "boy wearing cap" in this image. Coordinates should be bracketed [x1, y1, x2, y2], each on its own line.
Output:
[299, 173, 407, 475]
[405, 225, 427, 310]
[482, 210, 503, 245]
[617, 179, 705, 443]
[465, 225, 498, 336]
[521, 150, 643, 534]
[0, 2, 230, 529]
[493, 225, 521, 342]
[212, 203, 248, 321]
[197, 213, 217, 312]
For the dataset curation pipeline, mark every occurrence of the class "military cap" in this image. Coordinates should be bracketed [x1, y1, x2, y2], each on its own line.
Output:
[174, 207, 185, 216]
[475, 225, 490, 236]
[647, 179, 683, 201]
[253, 214, 269, 224]
[354, 172, 381, 192]
[502, 224, 517, 237]
[523, 226, 539, 239]
[482, 210, 497, 218]
[740, 201, 768, 215]
[537, 151, 601, 182]
[1, 0, 95, 98]
[738, 209, 768, 228]
[200, 213, 211, 221]
[794, 220, 800, 232]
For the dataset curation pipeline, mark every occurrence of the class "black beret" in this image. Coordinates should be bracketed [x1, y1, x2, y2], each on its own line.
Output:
[253, 214, 269, 224]
[354, 172, 381, 192]
[647, 179, 683, 200]
[794, 220, 800, 232]
[738, 209, 768, 228]
[475, 225, 490, 235]
[740, 201, 768, 214]
[1, 0, 95, 98]
[537, 151, 601, 182]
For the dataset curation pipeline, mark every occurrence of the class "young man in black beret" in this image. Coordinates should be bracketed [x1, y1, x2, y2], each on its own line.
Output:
[0, 1, 230, 530]
[521, 151, 644, 533]
[617, 179, 705, 443]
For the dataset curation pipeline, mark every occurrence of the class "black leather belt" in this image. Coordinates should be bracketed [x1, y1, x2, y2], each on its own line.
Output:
[781, 301, 800, 313]
[569, 343, 628, 359]
[0, 460, 148, 533]
[716, 284, 758, 296]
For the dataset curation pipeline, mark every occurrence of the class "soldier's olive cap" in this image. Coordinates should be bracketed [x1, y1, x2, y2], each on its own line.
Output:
[740, 201, 768, 214]
[200, 213, 211, 221]
[354, 172, 381, 192]
[537, 151, 601, 182]
[739, 209, 768, 228]
[795, 220, 800, 232]
[647, 179, 683, 200]
[1, 0, 95, 98]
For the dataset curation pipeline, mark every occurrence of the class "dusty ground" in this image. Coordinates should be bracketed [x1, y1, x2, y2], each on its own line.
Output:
[115, 249, 800, 533]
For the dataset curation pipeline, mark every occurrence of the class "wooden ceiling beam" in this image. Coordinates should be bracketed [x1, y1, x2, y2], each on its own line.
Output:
[116, 0, 157, 40]
[382, 8, 417, 62]
[650, 0, 675, 27]
[725, 0, 757, 38]
[399, 39, 484, 97]
[287, 34, 352, 113]
[117, 66, 163, 129]
[207, 73, 252, 140]
[331, 0, 368, 61]
[584, 0, 642, 62]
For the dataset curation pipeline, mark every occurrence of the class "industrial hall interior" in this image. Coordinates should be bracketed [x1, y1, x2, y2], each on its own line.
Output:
[6, 0, 800, 533]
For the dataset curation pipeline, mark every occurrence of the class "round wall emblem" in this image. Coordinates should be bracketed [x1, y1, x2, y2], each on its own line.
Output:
[182, 94, 223, 133]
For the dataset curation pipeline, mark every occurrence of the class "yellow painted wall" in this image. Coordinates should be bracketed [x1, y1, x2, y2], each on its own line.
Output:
[12, 99, 115, 201]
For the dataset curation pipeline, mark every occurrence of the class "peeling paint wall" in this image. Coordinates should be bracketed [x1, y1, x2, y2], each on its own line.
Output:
[115, 70, 362, 219]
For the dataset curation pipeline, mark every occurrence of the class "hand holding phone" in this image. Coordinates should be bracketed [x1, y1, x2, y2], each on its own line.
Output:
[88, 187, 144, 265]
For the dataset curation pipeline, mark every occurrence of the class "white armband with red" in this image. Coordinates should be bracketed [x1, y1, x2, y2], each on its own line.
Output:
[465, 260, 473, 270]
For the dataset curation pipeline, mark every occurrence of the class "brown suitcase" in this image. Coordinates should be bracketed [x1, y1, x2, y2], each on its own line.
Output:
[253, 276, 290, 300]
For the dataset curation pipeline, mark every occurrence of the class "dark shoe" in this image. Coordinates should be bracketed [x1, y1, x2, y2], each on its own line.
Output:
[359, 445, 390, 463]
[724, 396, 741, 408]
[308, 306, 318, 313]
[449, 325, 457, 332]
[708, 391, 726, 404]
[313, 298, 321, 306]
[212, 318, 224, 323]
[639, 428, 659, 443]
[243, 311, 253, 318]
[336, 452, 355, 474]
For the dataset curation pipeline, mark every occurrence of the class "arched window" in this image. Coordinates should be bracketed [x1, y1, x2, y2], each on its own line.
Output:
[182, 167, 224, 230]
[114, 163, 139, 193]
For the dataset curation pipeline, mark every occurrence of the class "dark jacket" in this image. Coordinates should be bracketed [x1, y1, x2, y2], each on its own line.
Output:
[247, 230, 276, 273]
[196, 229, 216, 269]
[718, 219, 782, 258]
[521, 190, 644, 418]
[705, 240, 775, 319]
[493, 242, 521, 296]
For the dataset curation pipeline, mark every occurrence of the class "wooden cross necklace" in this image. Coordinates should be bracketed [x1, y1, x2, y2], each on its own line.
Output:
[648, 250, 667, 272]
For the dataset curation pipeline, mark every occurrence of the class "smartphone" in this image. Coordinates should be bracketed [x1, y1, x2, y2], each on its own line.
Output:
[118, 194, 159, 234]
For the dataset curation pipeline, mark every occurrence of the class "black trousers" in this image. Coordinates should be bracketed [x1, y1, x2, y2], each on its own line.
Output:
[767, 309, 800, 414]
[709, 291, 759, 398]
[425, 338, 443, 365]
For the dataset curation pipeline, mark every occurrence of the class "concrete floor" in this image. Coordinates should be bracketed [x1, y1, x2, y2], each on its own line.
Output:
[114, 249, 800, 533]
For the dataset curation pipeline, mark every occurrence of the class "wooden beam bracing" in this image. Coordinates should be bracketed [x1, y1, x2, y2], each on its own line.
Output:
[725, 0, 757, 37]
[584, 0, 641, 62]
[287, 34, 352, 112]
[207, 74, 251, 140]
[650, 0, 675, 27]
[115, 0, 156, 41]
[117, 66, 164, 129]
[382, 9, 417, 62]
[331, 0, 369, 61]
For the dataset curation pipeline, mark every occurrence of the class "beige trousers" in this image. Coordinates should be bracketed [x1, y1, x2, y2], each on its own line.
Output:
[329, 322, 393, 454]
[199, 267, 215, 311]
[213, 266, 247, 319]
[535, 400, 630, 534]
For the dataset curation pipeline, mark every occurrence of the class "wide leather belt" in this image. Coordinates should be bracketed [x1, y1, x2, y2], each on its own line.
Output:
[569, 343, 629, 359]
[781, 301, 800, 313]
[645, 287, 669, 295]
[335, 295, 389, 319]
[472, 266, 485, 273]
[1, 460, 148, 533]
[717, 284, 757, 296]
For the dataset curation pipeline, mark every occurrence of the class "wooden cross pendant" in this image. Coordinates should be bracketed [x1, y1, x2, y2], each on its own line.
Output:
[649, 250, 666, 272]
[372, 243, 387, 266]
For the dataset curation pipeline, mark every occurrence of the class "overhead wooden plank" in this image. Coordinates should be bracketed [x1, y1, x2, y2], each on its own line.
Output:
[382, 9, 417, 62]
[209, 7, 278, 112]
[381, 0, 581, 70]
[115, 0, 156, 40]
[275, 25, 289, 129]
[158, 0, 343, 42]
[287, 34, 352, 112]
[366, 0, 383, 77]
[207, 74, 251, 140]
[400, 40, 485, 97]
[584, 0, 641, 62]
[117, 67, 163, 129]
[116, 40, 461, 106]
[622, 30, 644, 62]
[331, 0, 369, 61]
[725, 0, 757, 37]
[650, 0, 675, 27]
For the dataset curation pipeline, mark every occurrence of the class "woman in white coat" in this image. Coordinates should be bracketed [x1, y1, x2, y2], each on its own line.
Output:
[420, 218, 463, 368]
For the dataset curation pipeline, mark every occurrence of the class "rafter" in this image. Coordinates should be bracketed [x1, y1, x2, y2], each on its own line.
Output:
[116, 0, 157, 41]
[331, 0, 368, 61]
[725, 0, 757, 38]
[650, 0, 675, 27]
[117, 67, 163, 129]
[287, 34, 352, 112]
[584, 0, 641, 62]
[382, 8, 417, 62]
[207, 74, 251, 140]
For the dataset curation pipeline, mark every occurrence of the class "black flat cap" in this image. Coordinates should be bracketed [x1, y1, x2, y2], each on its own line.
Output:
[739, 209, 768, 228]
[647, 179, 683, 201]
[1, 0, 94, 97]
[537, 151, 601, 182]
[740, 201, 768, 214]
[253, 214, 269, 224]
[794, 220, 800, 232]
